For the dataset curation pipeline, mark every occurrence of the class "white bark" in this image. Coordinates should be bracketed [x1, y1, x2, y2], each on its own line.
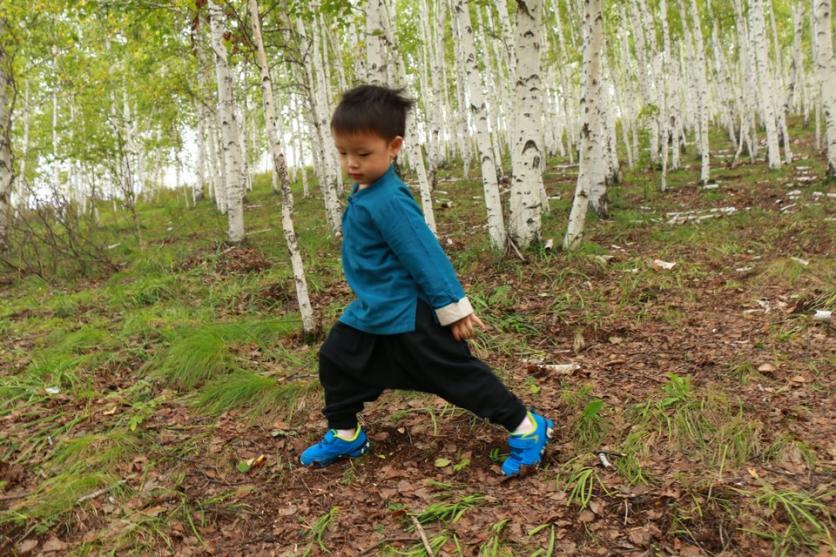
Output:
[688, 0, 710, 184]
[749, 0, 782, 169]
[813, 0, 836, 175]
[495, 0, 516, 80]
[377, 0, 438, 234]
[208, 0, 246, 243]
[0, 19, 11, 252]
[365, 0, 388, 84]
[297, 16, 342, 234]
[455, 0, 507, 250]
[195, 99, 207, 203]
[249, 0, 315, 334]
[564, 0, 603, 251]
[508, 0, 545, 249]
[17, 80, 30, 205]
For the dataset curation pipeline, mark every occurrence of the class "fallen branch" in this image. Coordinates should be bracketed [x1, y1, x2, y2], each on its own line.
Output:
[77, 480, 126, 504]
[411, 516, 435, 556]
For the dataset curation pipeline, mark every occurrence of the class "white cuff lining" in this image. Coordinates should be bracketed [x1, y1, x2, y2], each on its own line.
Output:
[435, 297, 474, 326]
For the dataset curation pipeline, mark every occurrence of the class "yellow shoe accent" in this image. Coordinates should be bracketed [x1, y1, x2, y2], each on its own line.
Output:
[334, 426, 362, 442]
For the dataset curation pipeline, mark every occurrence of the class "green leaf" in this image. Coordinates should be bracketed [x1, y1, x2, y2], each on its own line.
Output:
[434, 457, 451, 468]
[236, 460, 251, 473]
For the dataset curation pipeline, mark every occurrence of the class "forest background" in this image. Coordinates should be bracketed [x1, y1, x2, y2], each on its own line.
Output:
[0, 0, 834, 555]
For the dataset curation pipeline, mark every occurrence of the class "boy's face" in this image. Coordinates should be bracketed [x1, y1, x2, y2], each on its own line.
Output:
[333, 131, 403, 187]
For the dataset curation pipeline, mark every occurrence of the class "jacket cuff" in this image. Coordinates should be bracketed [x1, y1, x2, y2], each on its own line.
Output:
[435, 297, 474, 326]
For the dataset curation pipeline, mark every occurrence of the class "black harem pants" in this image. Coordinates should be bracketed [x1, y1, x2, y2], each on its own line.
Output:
[318, 300, 527, 431]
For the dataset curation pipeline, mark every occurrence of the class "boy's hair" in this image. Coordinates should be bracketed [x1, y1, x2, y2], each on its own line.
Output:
[331, 84, 414, 140]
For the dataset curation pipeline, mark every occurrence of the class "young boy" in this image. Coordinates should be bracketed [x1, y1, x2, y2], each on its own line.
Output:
[300, 84, 553, 476]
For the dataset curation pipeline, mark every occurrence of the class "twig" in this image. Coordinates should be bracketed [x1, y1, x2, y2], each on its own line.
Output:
[506, 238, 526, 262]
[77, 480, 126, 504]
[411, 516, 435, 557]
[0, 492, 29, 502]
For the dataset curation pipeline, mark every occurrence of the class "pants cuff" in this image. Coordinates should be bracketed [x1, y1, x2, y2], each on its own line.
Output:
[326, 416, 359, 430]
[501, 404, 529, 432]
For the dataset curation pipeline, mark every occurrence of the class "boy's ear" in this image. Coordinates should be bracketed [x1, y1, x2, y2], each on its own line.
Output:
[389, 136, 404, 157]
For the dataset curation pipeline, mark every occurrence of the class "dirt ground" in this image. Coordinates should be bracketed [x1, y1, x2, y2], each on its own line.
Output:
[1, 156, 834, 556]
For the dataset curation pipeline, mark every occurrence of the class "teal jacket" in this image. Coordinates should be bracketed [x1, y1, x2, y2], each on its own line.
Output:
[339, 165, 473, 334]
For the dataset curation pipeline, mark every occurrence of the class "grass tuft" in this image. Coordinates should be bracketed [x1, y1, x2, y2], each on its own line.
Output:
[195, 371, 317, 417]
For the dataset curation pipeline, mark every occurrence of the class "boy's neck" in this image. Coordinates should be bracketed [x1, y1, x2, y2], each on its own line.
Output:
[356, 164, 394, 190]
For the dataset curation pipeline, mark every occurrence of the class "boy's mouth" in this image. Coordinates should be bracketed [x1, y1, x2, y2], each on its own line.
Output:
[349, 173, 362, 179]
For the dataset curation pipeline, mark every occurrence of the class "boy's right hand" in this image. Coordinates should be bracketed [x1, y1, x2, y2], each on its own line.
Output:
[450, 313, 486, 341]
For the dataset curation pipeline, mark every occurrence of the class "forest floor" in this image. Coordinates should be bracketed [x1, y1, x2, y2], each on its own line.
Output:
[1, 125, 834, 556]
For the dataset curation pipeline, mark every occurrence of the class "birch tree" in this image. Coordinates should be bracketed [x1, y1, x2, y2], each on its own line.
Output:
[248, 0, 315, 334]
[688, 0, 710, 184]
[812, 0, 836, 176]
[508, 0, 545, 249]
[0, 17, 12, 252]
[296, 16, 341, 235]
[749, 0, 782, 169]
[372, 0, 438, 234]
[208, 0, 246, 243]
[563, 0, 603, 251]
[454, 0, 506, 250]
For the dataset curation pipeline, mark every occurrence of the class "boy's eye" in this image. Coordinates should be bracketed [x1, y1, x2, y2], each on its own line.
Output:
[359, 153, 370, 158]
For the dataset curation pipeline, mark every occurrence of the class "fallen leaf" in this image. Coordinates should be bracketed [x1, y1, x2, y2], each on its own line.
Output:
[16, 539, 38, 554]
[578, 510, 595, 523]
[628, 527, 651, 546]
[434, 457, 451, 468]
[41, 537, 68, 553]
[141, 505, 166, 517]
[758, 363, 776, 373]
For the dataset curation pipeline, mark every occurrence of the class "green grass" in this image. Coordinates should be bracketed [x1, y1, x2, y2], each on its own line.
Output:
[194, 371, 317, 418]
[151, 317, 297, 388]
[410, 494, 485, 527]
[0, 471, 123, 533]
[747, 486, 834, 556]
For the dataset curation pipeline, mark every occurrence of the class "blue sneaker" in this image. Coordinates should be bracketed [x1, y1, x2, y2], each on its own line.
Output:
[300, 428, 370, 467]
[501, 411, 554, 476]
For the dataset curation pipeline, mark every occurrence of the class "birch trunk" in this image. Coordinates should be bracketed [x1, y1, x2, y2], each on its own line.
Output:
[195, 99, 207, 203]
[749, 0, 782, 169]
[249, 0, 315, 334]
[455, 0, 506, 249]
[377, 0, 438, 234]
[688, 0, 710, 184]
[365, 0, 388, 83]
[18, 80, 30, 205]
[508, 0, 544, 248]
[208, 0, 246, 243]
[564, 0, 603, 251]
[0, 18, 12, 252]
[297, 17, 342, 235]
[813, 0, 836, 175]
[495, 0, 516, 82]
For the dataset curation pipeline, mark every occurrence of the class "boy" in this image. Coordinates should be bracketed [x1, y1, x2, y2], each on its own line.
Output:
[300, 85, 553, 476]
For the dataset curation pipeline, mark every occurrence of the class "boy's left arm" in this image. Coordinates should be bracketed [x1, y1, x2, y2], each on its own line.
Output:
[375, 196, 476, 328]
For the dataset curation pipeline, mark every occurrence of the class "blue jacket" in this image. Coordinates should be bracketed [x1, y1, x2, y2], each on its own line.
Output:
[339, 165, 473, 334]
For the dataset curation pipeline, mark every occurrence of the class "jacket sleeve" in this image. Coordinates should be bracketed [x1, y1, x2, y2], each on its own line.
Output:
[373, 194, 473, 326]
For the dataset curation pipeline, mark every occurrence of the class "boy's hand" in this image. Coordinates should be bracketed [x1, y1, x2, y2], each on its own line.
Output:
[450, 313, 486, 341]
